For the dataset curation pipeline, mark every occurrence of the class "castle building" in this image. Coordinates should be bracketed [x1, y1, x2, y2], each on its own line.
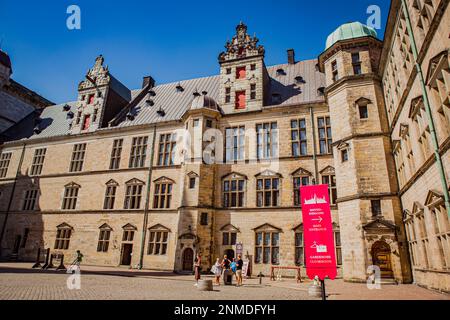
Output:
[0, 0, 449, 292]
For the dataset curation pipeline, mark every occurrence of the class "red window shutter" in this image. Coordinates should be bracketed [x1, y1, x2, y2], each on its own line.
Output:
[235, 91, 246, 109]
[82, 115, 91, 130]
[88, 94, 95, 104]
[236, 67, 246, 80]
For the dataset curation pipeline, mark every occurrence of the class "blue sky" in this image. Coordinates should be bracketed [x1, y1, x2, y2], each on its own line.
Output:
[0, 0, 390, 104]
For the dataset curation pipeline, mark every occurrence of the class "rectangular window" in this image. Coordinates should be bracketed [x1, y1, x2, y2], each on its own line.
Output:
[293, 176, 310, 206]
[335, 231, 342, 265]
[226, 68, 232, 75]
[200, 212, 208, 226]
[22, 189, 38, 211]
[431, 205, 450, 268]
[223, 178, 245, 208]
[30, 148, 46, 176]
[352, 52, 362, 75]
[235, 91, 246, 109]
[122, 230, 135, 242]
[88, 94, 95, 104]
[291, 119, 307, 156]
[295, 232, 304, 266]
[69, 143, 86, 172]
[189, 177, 196, 189]
[153, 183, 173, 209]
[223, 232, 237, 245]
[255, 232, 279, 265]
[250, 64, 256, 71]
[225, 126, 245, 162]
[103, 185, 117, 210]
[225, 88, 231, 104]
[236, 66, 246, 79]
[256, 122, 278, 160]
[129, 136, 148, 168]
[331, 60, 338, 82]
[62, 185, 79, 210]
[359, 105, 369, 119]
[322, 175, 337, 205]
[0, 152, 12, 178]
[371, 200, 382, 217]
[97, 229, 111, 252]
[250, 84, 256, 100]
[256, 178, 280, 207]
[193, 119, 200, 127]
[341, 149, 348, 162]
[54, 228, 71, 250]
[124, 183, 143, 210]
[148, 231, 169, 255]
[317, 117, 332, 154]
[157, 134, 176, 166]
[109, 139, 123, 170]
[206, 119, 213, 128]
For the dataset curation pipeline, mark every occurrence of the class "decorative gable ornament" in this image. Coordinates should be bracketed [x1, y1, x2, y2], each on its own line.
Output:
[218, 22, 265, 62]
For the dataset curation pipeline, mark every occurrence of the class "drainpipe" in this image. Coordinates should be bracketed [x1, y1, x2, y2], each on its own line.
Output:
[0, 143, 26, 257]
[138, 125, 157, 269]
[310, 107, 319, 183]
[401, 0, 450, 217]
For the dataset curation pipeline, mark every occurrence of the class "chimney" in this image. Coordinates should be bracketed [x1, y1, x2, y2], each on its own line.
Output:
[142, 76, 155, 89]
[287, 49, 295, 65]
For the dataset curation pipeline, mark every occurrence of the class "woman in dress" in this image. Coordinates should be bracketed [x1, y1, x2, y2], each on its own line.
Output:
[194, 253, 201, 286]
[213, 258, 222, 285]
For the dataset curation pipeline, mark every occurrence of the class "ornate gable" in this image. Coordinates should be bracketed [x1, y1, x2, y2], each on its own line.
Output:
[105, 179, 118, 186]
[320, 166, 335, 175]
[153, 176, 175, 184]
[125, 178, 145, 185]
[122, 223, 137, 231]
[220, 224, 240, 232]
[291, 167, 312, 177]
[65, 182, 80, 188]
[355, 97, 372, 106]
[99, 223, 112, 230]
[425, 49, 449, 85]
[218, 22, 265, 62]
[222, 172, 248, 180]
[337, 141, 350, 151]
[253, 223, 282, 232]
[78, 55, 110, 91]
[363, 218, 398, 232]
[392, 140, 401, 153]
[57, 222, 73, 229]
[148, 224, 171, 232]
[402, 209, 413, 222]
[187, 171, 199, 178]
[408, 96, 423, 119]
[412, 201, 424, 215]
[255, 169, 282, 178]
[425, 189, 444, 207]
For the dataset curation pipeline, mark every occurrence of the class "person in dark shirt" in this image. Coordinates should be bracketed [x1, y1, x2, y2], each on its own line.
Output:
[235, 254, 244, 286]
[222, 255, 230, 270]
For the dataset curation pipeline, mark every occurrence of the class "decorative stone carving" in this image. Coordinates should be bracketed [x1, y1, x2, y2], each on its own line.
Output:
[218, 22, 265, 62]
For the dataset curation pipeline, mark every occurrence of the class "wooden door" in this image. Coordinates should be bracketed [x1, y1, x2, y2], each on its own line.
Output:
[372, 241, 393, 278]
[182, 248, 194, 271]
[121, 244, 133, 266]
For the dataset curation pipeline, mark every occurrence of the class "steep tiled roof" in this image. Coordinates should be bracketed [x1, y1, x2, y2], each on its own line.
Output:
[5, 59, 325, 142]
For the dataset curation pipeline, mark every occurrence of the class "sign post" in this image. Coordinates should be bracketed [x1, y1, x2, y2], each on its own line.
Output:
[300, 184, 337, 300]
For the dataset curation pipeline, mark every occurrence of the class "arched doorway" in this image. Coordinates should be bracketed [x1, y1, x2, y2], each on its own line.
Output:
[182, 248, 194, 271]
[225, 249, 235, 260]
[371, 241, 393, 278]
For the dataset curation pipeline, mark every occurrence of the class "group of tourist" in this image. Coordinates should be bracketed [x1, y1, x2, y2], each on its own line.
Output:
[194, 254, 244, 287]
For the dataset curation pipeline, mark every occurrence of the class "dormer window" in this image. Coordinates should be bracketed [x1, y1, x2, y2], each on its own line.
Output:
[193, 91, 201, 97]
[272, 93, 282, 104]
[176, 83, 184, 92]
[295, 76, 304, 84]
[146, 99, 155, 106]
[157, 107, 166, 117]
[276, 69, 286, 76]
[236, 66, 246, 80]
[63, 104, 71, 111]
[149, 90, 156, 97]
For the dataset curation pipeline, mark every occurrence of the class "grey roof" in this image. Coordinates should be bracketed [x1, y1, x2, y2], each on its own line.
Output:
[109, 75, 132, 101]
[5, 59, 325, 142]
[0, 89, 36, 133]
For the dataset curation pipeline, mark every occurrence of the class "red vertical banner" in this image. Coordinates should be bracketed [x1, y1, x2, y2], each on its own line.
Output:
[300, 184, 337, 280]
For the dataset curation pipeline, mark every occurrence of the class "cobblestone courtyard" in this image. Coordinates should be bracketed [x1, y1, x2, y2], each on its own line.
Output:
[0, 263, 448, 300]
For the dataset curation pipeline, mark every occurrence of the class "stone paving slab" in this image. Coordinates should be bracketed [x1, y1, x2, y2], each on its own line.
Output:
[0, 263, 448, 300]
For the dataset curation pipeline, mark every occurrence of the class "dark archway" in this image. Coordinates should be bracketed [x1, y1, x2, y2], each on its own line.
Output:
[371, 240, 393, 278]
[225, 249, 235, 261]
[182, 248, 194, 271]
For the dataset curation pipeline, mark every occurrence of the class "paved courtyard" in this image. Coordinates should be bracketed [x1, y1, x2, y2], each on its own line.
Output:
[0, 263, 448, 300]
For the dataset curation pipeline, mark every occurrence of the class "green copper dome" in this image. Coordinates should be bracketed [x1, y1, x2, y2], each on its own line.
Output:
[325, 22, 378, 50]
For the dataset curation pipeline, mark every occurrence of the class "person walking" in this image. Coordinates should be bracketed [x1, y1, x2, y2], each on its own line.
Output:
[212, 258, 222, 285]
[236, 254, 244, 286]
[194, 253, 201, 286]
[74, 250, 83, 267]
